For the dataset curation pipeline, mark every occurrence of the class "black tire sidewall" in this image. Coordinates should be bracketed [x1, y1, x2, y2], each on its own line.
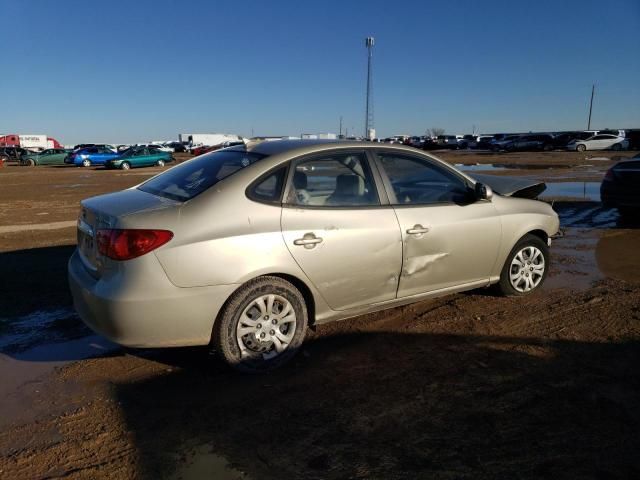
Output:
[498, 234, 549, 296]
[215, 277, 308, 373]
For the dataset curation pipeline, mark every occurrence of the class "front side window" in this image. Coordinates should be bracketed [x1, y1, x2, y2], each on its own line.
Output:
[139, 149, 266, 202]
[376, 153, 472, 205]
[286, 152, 379, 207]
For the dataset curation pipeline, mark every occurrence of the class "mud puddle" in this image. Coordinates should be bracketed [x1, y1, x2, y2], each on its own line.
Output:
[596, 230, 640, 284]
[169, 445, 250, 480]
[0, 307, 117, 427]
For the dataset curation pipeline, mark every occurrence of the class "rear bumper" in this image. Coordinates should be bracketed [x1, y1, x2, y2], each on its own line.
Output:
[68, 249, 238, 348]
[601, 183, 640, 208]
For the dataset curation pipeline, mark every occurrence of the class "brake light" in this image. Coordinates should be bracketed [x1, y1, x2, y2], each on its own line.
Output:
[603, 168, 615, 181]
[97, 229, 173, 261]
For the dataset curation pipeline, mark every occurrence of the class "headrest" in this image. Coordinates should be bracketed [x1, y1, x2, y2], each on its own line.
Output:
[335, 174, 361, 196]
[294, 171, 307, 189]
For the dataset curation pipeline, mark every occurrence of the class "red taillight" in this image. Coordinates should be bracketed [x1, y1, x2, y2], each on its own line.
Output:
[603, 168, 615, 181]
[97, 229, 173, 261]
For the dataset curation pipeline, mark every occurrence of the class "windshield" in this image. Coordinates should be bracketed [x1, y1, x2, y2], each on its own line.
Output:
[139, 149, 266, 202]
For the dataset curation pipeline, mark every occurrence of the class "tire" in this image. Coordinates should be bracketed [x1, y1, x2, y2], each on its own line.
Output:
[120, 161, 131, 170]
[576, 144, 587, 152]
[213, 276, 308, 373]
[617, 206, 639, 218]
[612, 143, 622, 151]
[543, 144, 553, 151]
[495, 234, 549, 296]
[25, 158, 36, 166]
[0, 155, 9, 163]
[82, 158, 91, 167]
[156, 159, 165, 167]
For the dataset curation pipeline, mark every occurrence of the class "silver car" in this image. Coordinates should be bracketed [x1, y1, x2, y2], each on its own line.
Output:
[68, 140, 559, 372]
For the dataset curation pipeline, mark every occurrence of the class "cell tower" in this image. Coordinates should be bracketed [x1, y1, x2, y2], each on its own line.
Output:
[365, 36, 375, 140]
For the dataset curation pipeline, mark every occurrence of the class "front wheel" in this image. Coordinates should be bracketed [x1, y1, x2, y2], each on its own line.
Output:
[495, 234, 549, 296]
[213, 276, 308, 373]
[120, 161, 131, 170]
[26, 158, 36, 166]
[576, 144, 587, 152]
[82, 158, 91, 167]
[612, 143, 622, 151]
[156, 159, 165, 167]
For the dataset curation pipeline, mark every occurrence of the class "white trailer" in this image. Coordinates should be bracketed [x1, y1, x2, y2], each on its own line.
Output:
[19, 135, 50, 149]
[178, 133, 243, 146]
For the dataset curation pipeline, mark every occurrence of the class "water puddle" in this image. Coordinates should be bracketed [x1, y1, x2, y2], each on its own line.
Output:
[169, 445, 250, 480]
[456, 163, 508, 172]
[0, 307, 118, 426]
[540, 182, 601, 201]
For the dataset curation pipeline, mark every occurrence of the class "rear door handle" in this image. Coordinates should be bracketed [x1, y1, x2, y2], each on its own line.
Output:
[406, 224, 430, 235]
[293, 233, 323, 249]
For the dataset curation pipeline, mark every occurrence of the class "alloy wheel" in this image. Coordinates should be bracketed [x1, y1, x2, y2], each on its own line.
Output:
[509, 246, 545, 293]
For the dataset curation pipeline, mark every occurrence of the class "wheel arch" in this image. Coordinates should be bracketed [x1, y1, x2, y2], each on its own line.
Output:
[209, 272, 317, 347]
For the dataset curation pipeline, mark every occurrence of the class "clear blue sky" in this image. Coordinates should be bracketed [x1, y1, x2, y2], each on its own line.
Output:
[2, 0, 639, 144]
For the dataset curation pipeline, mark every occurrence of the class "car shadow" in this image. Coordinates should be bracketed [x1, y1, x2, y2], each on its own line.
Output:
[112, 332, 640, 479]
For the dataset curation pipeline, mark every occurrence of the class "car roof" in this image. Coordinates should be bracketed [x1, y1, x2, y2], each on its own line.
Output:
[231, 139, 424, 157]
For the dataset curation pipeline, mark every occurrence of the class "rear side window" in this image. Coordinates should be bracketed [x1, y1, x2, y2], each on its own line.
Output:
[248, 166, 287, 204]
[139, 149, 266, 202]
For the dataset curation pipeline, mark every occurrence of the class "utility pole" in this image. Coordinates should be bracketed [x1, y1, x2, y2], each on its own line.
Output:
[587, 84, 595, 130]
[365, 37, 375, 140]
[339, 116, 343, 137]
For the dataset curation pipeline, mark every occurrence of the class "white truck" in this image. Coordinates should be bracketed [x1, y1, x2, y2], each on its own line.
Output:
[178, 133, 244, 147]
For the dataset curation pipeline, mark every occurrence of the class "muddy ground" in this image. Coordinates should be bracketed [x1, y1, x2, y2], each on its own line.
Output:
[1, 150, 639, 479]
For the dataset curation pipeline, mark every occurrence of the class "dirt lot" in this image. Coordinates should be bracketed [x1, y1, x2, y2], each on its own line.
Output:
[1, 150, 639, 479]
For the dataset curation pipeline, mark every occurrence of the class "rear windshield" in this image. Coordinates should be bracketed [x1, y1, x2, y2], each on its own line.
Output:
[139, 149, 266, 202]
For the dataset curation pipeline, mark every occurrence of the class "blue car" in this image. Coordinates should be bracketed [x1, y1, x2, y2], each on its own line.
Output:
[65, 146, 119, 167]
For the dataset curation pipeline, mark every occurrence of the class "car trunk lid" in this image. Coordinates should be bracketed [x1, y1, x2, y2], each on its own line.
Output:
[77, 188, 181, 277]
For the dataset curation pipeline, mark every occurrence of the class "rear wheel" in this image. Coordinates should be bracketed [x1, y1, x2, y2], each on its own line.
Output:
[82, 158, 91, 167]
[543, 144, 553, 151]
[120, 161, 131, 170]
[213, 276, 308, 373]
[26, 158, 36, 166]
[496, 234, 549, 296]
[576, 144, 587, 152]
[612, 143, 622, 151]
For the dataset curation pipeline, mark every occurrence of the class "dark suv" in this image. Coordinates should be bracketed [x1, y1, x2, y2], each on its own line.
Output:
[0, 146, 30, 162]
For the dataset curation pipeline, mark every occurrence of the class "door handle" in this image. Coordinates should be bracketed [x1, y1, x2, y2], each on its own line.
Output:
[406, 224, 430, 235]
[293, 233, 323, 249]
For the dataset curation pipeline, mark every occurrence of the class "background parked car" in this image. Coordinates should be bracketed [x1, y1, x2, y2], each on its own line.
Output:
[21, 148, 72, 166]
[475, 136, 494, 149]
[105, 146, 173, 170]
[457, 135, 478, 149]
[568, 134, 629, 152]
[0, 146, 31, 162]
[65, 146, 120, 166]
[501, 134, 554, 152]
[73, 144, 117, 152]
[491, 135, 522, 151]
[601, 154, 640, 216]
[163, 141, 187, 153]
[436, 135, 459, 149]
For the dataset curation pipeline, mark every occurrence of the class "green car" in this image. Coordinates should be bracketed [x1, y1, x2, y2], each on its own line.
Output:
[105, 146, 173, 170]
[22, 148, 73, 166]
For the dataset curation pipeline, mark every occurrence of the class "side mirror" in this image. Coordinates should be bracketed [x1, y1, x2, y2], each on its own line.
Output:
[475, 182, 493, 201]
